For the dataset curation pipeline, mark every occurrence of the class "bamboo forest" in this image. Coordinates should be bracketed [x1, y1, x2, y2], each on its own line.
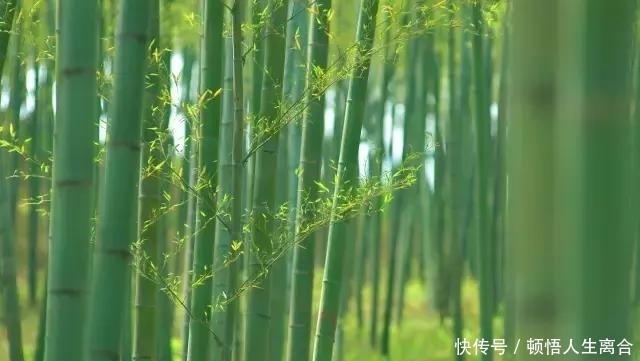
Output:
[1, 0, 639, 360]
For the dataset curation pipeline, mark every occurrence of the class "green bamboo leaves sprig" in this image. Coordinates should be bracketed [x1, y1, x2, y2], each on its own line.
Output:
[132, 152, 420, 338]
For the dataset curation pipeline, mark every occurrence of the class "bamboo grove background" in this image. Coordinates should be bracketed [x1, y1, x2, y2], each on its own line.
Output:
[0, 0, 638, 361]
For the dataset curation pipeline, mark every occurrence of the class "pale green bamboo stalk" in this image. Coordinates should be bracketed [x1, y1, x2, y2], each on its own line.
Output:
[7, 20, 23, 226]
[243, 0, 287, 359]
[86, 0, 150, 360]
[471, 4, 493, 359]
[133, 2, 164, 359]
[269, 3, 310, 360]
[311, 1, 379, 360]
[506, 2, 575, 361]
[0, 0, 17, 79]
[156, 136, 175, 361]
[0, 151, 24, 361]
[45, 0, 99, 360]
[179, 45, 197, 361]
[27, 59, 40, 307]
[156, 43, 175, 361]
[210, 9, 235, 361]
[181, 136, 198, 361]
[187, 0, 224, 357]
[286, 0, 330, 360]
[368, 10, 393, 346]
[574, 2, 636, 358]
[229, 2, 246, 361]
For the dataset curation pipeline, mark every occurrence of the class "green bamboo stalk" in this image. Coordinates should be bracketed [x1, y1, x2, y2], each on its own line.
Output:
[332, 220, 357, 361]
[210, 9, 235, 361]
[211, 8, 240, 361]
[395, 201, 415, 328]
[187, 0, 224, 357]
[34, 278, 47, 361]
[283, 5, 307, 332]
[156, 45, 175, 361]
[85, 0, 150, 360]
[329, 81, 346, 182]
[506, 2, 569, 361]
[286, 0, 330, 360]
[495, 0, 511, 345]
[368, 11, 393, 347]
[431, 46, 448, 323]
[122, 273, 133, 361]
[394, 4, 429, 325]
[577, 1, 635, 357]
[433, 4, 458, 326]
[244, 0, 267, 226]
[418, 29, 436, 300]
[0, 149, 24, 361]
[270, 10, 296, 361]
[180, 56, 199, 359]
[0, 0, 17, 79]
[458, 0, 476, 282]
[444, 4, 466, 353]
[133, 2, 164, 359]
[33, 3, 53, 361]
[178, 45, 196, 361]
[284, 0, 307, 241]
[311, 0, 379, 360]
[155, 161, 175, 361]
[407, 11, 434, 308]
[45, 0, 99, 360]
[367, 137, 383, 347]
[39, 0, 54, 169]
[471, 3, 493, 358]
[8, 25, 23, 224]
[633, 8, 640, 312]
[181, 127, 198, 361]
[315, 79, 345, 268]
[243, 0, 287, 359]
[353, 210, 367, 329]
[384, 18, 421, 338]
[28, 58, 40, 307]
[381, 179, 402, 356]
[94, 0, 104, 210]
[482, 9, 499, 317]
[269, 3, 309, 360]
[251, 0, 266, 115]
[229, 2, 246, 361]
[270, 123, 289, 361]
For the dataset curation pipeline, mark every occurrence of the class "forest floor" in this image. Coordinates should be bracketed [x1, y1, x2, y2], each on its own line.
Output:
[333, 279, 504, 361]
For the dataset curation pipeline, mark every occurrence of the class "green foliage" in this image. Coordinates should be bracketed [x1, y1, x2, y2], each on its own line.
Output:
[0, 4, 431, 339]
[0, 1, 509, 359]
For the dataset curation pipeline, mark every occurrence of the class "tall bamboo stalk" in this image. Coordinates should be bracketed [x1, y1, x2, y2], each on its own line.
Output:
[286, 0, 330, 360]
[133, 2, 165, 359]
[311, 0, 379, 360]
[243, 0, 287, 360]
[210, 8, 236, 361]
[471, 2, 493, 360]
[86, 0, 150, 360]
[45, 0, 99, 360]
[187, 0, 224, 358]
